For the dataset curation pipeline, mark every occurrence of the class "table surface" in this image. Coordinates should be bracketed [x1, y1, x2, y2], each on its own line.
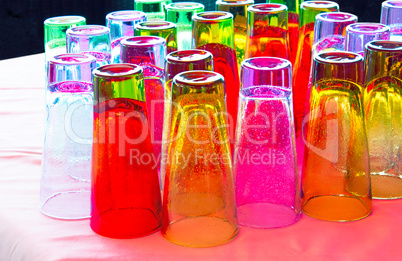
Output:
[0, 53, 401, 261]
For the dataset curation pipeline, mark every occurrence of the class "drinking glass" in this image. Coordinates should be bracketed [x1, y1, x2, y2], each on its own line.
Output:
[161, 70, 238, 247]
[381, 0, 402, 40]
[66, 25, 112, 67]
[135, 21, 178, 53]
[134, 0, 172, 21]
[235, 57, 300, 228]
[363, 40, 402, 199]
[302, 51, 372, 221]
[40, 53, 96, 219]
[245, 4, 289, 60]
[91, 64, 162, 238]
[106, 10, 147, 63]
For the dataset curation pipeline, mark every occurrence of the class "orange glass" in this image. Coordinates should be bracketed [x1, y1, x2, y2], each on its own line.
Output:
[302, 52, 372, 221]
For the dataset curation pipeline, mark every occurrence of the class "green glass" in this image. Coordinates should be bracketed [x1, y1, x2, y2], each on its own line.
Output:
[216, 0, 254, 71]
[135, 21, 178, 53]
[166, 2, 205, 50]
[44, 16, 86, 63]
[134, 0, 172, 21]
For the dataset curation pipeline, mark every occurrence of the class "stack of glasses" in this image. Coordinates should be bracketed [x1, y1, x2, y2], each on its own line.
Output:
[40, 0, 402, 247]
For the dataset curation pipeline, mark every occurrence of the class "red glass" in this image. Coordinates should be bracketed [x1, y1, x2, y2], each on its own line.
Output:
[91, 64, 162, 238]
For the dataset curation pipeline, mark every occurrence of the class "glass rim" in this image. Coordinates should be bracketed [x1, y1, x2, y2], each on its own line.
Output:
[121, 36, 166, 48]
[346, 23, 390, 34]
[382, 0, 402, 8]
[216, 0, 255, 7]
[248, 3, 287, 13]
[173, 70, 224, 87]
[66, 25, 110, 36]
[241, 57, 291, 71]
[166, 2, 205, 10]
[93, 64, 143, 78]
[106, 10, 146, 21]
[192, 11, 233, 22]
[135, 21, 176, 30]
[49, 53, 96, 65]
[239, 86, 292, 100]
[316, 12, 358, 23]
[301, 1, 339, 11]
[167, 49, 213, 63]
[366, 40, 402, 52]
[314, 51, 363, 64]
[44, 15, 86, 26]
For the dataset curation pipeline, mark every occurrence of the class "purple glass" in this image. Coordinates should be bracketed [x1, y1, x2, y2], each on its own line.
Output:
[106, 10, 147, 63]
[235, 57, 300, 228]
[121, 36, 167, 177]
[381, 0, 402, 40]
[346, 23, 391, 57]
[66, 25, 112, 67]
[313, 12, 358, 55]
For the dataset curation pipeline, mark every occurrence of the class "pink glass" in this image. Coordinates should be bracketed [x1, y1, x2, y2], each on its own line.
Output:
[121, 36, 166, 177]
[235, 57, 300, 228]
[345, 23, 391, 57]
[381, 0, 402, 40]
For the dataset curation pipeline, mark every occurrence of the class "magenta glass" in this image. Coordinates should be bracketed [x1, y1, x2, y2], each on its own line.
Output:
[313, 12, 358, 55]
[106, 11, 147, 63]
[346, 23, 391, 57]
[121, 36, 166, 176]
[66, 25, 112, 67]
[235, 57, 300, 228]
[381, 0, 402, 40]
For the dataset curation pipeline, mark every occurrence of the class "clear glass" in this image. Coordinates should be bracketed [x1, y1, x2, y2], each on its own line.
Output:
[44, 16, 86, 64]
[161, 71, 238, 247]
[192, 11, 240, 147]
[134, 0, 172, 21]
[268, 0, 301, 64]
[134, 21, 177, 53]
[40, 53, 96, 219]
[381, 0, 402, 40]
[216, 0, 254, 70]
[345, 23, 391, 57]
[166, 2, 204, 50]
[235, 57, 300, 228]
[91, 64, 162, 238]
[106, 10, 147, 63]
[363, 41, 402, 199]
[66, 25, 112, 67]
[302, 52, 372, 221]
[121, 36, 167, 180]
[245, 4, 289, 60]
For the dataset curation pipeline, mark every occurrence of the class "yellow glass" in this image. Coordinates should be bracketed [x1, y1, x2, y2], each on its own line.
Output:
[363, 41, 402, 199]
[161, 71, 238, 247]
[302, 52, 372, 221]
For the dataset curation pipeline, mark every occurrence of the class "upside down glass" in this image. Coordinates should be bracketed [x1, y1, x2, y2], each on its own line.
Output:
[134, 0, 172, 21]
[245, 4, 289, 60]
[302, 51, 372, 221]
[40, 54, 96, 219]
[162, 71, 238, 247]
[91, 64, 162, 238]
[192, 11, 240, 147]
[106, 10, 147, 63]
[216, 0, 254, 70]
[381, 0, 402, 41]
[121, 36, 167, 178]
[363, 41, 402, 199]
[235, 57, 300, 228]
[166, 2, 205, 50]
[345, 23, 390, 57]
[135, 21, 178, 54]
[66, 25, 112, 67]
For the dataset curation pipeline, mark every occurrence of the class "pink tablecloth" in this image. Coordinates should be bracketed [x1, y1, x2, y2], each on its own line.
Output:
[0, 53, 401, 261]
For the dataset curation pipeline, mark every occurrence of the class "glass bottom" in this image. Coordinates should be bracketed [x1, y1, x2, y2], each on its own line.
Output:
[90, 208, 160, 239]
[40, 190, 90, 219]
[162, 216, 238, 248]
[302, 195, 371, 222]
[371, 173, 402, 199]
[238, 203, 300, 228]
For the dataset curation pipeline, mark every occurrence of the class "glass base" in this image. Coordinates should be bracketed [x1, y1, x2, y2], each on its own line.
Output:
[162, 216, 238, 248]
[238, 203, 300, 228]
[40, 190, 90, 219]
[371, 173, 402, 199]
[302, 195, 371, 221]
